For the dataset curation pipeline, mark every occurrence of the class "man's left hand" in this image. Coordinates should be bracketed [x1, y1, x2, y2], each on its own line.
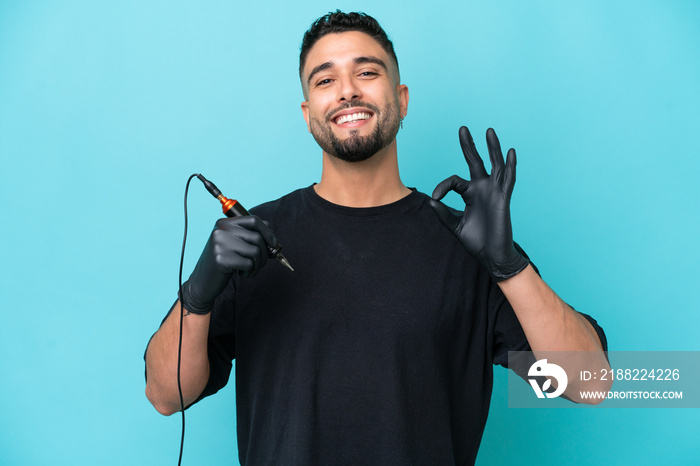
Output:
[429, 126, 529, 281]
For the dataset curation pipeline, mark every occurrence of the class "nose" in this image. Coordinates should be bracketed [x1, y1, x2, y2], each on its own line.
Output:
[337, 76, 361, 102]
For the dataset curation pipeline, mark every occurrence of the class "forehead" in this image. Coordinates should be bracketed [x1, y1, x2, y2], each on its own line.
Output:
[303, 30, 396, 78]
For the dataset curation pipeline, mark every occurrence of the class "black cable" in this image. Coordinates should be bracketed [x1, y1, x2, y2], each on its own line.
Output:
[196, 173, 222, 198]
[177, 173, 200, 465]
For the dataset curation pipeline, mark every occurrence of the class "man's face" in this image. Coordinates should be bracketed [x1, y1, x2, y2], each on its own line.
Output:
[301, 31, 409, 162]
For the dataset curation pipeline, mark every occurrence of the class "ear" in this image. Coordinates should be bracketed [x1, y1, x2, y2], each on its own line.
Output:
[397, 84, 409, 118]
[301, 101, 311, 132]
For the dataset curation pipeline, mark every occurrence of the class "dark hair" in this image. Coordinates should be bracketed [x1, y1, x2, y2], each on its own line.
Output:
[299, 11, 399, 80]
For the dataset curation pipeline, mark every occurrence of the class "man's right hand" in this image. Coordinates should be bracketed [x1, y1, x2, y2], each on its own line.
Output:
[180, 215, 278, 315]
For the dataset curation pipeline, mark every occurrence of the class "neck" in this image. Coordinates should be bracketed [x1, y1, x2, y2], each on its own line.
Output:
[314, 139, 410, 207]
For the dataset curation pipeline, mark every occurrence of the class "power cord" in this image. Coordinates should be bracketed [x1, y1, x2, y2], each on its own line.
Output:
[176, 173, 200, 465]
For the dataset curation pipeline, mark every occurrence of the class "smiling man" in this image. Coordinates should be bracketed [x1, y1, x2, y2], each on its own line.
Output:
[302, 30, 406, 166]
[300, 27, 410, 207]
[145, 11, 609, 465]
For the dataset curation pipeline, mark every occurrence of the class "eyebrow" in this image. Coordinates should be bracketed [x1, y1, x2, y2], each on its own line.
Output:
[306, 56, 388, 87]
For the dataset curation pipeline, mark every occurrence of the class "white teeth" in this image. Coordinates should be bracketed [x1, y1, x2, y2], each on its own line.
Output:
[335, 112, 371, 125]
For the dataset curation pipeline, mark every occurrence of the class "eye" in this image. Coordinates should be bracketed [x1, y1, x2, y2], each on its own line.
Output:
[359, 71, 378, 77]
[316, 78, 333, 87]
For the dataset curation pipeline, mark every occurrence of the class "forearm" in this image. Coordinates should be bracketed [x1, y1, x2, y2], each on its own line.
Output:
[498, 265, 602, 352]
[145, 300, 211, 415]
[498, 265, 611, 401]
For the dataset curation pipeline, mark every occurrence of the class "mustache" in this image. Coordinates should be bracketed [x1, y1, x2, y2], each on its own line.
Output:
[325, 101, 381, 122]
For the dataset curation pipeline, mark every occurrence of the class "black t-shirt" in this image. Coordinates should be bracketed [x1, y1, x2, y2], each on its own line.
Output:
[191, 185, 606, 465]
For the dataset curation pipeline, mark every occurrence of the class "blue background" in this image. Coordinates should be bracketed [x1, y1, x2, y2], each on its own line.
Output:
[1, 1, 698, 464]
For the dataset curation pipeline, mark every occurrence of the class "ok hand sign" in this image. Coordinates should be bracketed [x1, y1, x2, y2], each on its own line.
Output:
[429, 126, 529, 281]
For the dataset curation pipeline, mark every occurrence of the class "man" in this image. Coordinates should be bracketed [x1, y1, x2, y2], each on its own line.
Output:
[145, 11, 609, 465]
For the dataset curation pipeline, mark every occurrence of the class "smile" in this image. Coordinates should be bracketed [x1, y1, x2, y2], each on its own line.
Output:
[333, 112, 373, 125]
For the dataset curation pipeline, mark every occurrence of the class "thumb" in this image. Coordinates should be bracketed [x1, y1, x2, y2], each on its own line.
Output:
[428, 199, 460, 232]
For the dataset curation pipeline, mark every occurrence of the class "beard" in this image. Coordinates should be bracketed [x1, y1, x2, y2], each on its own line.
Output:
[308, 101, 401, 163]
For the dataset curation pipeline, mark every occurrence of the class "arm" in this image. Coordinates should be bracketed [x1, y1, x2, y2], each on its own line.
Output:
[498, 265, 602, 353]
[498, 264, 611, 401]
[145, 302, 211, 415]
[144, 215, 278, 415]
[430, 127, 610, 402]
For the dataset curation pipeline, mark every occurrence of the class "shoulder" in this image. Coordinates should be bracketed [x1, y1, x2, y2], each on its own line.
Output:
[249, 186, 310, 219]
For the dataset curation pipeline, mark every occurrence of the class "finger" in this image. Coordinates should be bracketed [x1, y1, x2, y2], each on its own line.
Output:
[211, 226, 268, 272]
[428, 199, 461, 232]
[226, 244, 262, 274]
[231, 242, 267, 278]
[504, 148, 517, 196]
[221, 215, 279, 249]
[431, 175, 470, 201]
[252, 217, 279, 249]
[486, 128, 505, 181]
[236, 227, 272, 271]
[459, 126, 488, 179]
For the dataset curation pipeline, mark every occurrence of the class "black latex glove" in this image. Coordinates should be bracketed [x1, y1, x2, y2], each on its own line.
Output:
[180, 215, 278, 315]
[429, 126, 529, 281]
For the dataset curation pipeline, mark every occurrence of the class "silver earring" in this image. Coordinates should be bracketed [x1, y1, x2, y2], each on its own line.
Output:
[399, 116, 404, 129]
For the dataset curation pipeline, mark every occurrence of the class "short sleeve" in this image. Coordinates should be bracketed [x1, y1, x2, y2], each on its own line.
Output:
[490, 243, 535, 369]
[191, 278, 238, 405]
[490, 284, 530, 369]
